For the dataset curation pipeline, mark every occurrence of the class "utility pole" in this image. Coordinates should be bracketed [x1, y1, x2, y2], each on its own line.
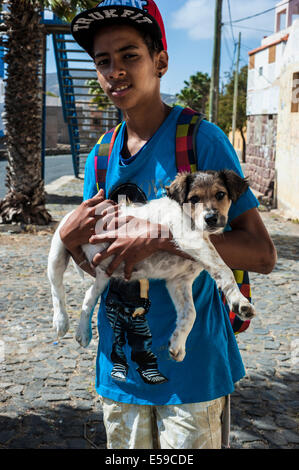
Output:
[209, 0, 223, 124]
[232, 32, 241, 148]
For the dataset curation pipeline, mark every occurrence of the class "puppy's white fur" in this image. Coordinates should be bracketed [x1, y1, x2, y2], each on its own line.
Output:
[48, 174, 255, 362]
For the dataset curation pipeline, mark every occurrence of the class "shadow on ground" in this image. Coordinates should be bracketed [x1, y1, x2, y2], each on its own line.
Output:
[270, 234, 299, 261]
[45, 194, 83, 205]
[231, 370, 299, 448]
[0, 405, 107, 449]
[1, 370, 298, 449]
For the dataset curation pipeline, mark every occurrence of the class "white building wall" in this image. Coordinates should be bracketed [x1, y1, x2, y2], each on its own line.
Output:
[247, 41, 288, 116]
[275, 20, 299, 218]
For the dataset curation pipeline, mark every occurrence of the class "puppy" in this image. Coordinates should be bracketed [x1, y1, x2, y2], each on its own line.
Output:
[47, 170, 255, 362]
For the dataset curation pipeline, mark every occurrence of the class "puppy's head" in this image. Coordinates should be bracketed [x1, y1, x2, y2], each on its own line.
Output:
[166, 170, 249, 234]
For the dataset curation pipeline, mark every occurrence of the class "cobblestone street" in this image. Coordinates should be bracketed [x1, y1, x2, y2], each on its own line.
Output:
[0, 176, 298, 449]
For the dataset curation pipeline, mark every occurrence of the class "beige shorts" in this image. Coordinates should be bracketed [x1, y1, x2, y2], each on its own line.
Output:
[100, 395, 229, 449]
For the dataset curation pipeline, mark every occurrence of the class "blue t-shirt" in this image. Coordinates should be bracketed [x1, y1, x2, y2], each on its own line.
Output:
[83, 105, 259, 405]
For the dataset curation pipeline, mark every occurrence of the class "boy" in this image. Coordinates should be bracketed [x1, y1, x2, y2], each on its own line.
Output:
[60, 0, 276, 449]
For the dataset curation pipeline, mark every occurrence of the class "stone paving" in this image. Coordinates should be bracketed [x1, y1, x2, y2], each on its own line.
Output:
[0, 176, 298, 449]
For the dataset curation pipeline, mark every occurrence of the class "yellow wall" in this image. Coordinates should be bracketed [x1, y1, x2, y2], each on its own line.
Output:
[228, 129, 247, 161]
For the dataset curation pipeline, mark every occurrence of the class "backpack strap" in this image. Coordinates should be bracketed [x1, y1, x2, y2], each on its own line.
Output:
[175, 107, 205, 173]
[94, 123, 122, 195]
[175, 107, 251, 335]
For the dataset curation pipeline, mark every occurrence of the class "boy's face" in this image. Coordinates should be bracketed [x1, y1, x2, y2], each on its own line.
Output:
[93, 24, 167, 112]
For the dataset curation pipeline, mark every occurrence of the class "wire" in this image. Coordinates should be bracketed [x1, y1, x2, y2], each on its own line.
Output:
[222, 26, 234, 63]
[227, 0, 236, 44]
[223, 0, 290, 24]
[232, 24, 274, 33]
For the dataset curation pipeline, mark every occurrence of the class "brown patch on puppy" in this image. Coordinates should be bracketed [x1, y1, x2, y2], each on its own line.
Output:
[165, 172, 195, 205]
[217, 169, 249, 202]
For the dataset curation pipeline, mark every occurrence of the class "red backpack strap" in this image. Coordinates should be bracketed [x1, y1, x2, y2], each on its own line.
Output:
[94, 123, 122, 195]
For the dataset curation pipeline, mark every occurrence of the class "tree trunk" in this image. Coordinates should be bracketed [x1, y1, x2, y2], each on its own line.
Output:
[0, 0, 51, 225]
[240, 126, 246, 163]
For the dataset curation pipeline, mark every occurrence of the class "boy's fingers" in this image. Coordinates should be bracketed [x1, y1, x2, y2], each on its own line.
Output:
[124, 262, 133, 281]
[105, 254, 124, 277]
[85, 189, 104, 206]
[89, 234, 116, 244]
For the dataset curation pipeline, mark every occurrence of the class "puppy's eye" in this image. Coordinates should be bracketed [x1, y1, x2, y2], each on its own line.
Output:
[189, 196, 200, 204]
[215, 191, 225, 201]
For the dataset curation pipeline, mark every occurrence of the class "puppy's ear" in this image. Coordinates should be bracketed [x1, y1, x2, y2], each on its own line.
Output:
[218, 169, 249, 202]
[166, 172, 193, 205]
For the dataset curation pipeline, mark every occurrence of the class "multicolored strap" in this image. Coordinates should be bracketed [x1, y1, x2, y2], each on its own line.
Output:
[175, 107, 204, 173]
[94, 123, 122, 195]
[221, 270, 251, 334]
[175, 107, 251, 334]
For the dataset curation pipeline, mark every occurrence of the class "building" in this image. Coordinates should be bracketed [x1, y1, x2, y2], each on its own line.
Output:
[246, 0, 299, 218]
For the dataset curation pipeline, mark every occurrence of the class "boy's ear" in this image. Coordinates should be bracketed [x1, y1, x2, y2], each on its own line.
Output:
[166, 172, 193, 206]
[218, 170, 249, 202]
[156, 50, 168, 77]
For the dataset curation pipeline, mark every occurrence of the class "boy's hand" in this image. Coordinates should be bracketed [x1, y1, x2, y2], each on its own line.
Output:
[59, 190, 115, 251]
[59, 190, 116, 276]
[89, 212, 170, 280]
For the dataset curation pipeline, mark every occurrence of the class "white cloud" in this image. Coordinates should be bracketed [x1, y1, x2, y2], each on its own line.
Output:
[171, 0, 279, 41]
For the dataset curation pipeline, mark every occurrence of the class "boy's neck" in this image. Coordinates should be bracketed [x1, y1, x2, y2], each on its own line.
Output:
[123, 99, 172, 142]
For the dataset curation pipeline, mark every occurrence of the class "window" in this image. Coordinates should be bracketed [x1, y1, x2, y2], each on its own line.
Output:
[291, 72, 299, 112]
[277, 10, 286, 32]
[268, 45, 276, 64]
[259, 66, 263, 76]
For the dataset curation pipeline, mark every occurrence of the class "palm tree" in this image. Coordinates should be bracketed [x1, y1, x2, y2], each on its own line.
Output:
[0, 0, 97, 225]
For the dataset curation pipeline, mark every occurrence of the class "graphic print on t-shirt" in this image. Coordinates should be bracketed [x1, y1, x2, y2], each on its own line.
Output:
[105, 183, 168, 385]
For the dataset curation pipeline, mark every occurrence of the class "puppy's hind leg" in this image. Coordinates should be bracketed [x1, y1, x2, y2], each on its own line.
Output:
[166, 279, 196, 362]
[75, 271, 109, 348]
[47, 229, 71, 338]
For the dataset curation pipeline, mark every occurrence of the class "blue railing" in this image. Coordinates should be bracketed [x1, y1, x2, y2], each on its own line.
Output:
[52, 33, 80, 177]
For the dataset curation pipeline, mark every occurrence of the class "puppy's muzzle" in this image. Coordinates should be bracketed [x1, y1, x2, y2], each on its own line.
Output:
[204, 211, 218, 227]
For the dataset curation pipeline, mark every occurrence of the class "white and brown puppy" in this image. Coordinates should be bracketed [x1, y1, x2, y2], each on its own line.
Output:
[48, 170, 255, 362]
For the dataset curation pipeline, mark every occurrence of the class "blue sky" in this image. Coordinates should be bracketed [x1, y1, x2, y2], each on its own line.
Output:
[46, 0, 281, 96]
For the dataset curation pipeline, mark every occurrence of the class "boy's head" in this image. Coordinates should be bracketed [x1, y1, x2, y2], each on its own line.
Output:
[71, 0, 167, 58]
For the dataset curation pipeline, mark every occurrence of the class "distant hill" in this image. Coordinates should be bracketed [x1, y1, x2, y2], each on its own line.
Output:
[46, 72, 177, 105]
[46, 71, 97, 98]
[161, 93, 177, 106]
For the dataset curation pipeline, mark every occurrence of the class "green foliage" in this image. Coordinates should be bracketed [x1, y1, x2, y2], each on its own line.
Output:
[176, 72, 210, 114]
[16, 1, 98, 21]
[46, 91, 59, 97]
[218, 65, 248, 136]
[86, 79, 111, 109]
[46, 1, 98, 21]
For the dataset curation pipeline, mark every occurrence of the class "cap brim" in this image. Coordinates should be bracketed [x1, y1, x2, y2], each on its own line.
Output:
[71, 6, 163, 57]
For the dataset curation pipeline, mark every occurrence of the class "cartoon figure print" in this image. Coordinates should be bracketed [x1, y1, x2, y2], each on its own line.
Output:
[105, 183, 168, 385]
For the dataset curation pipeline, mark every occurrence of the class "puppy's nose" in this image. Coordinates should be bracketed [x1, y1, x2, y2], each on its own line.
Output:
[204, 212, 218, 226]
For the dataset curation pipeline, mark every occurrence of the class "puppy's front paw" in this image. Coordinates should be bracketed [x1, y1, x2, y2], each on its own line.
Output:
[233, 299, 256, 321]
[53, 314, 69, 338]
[75, 320, 92, 348]
[168, 333, 186, 362]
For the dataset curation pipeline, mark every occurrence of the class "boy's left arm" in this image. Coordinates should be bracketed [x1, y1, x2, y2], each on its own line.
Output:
[209, 207, 277, 274]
